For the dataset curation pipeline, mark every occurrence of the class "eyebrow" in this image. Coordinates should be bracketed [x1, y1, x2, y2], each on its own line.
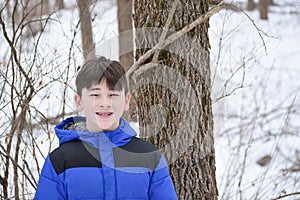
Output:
[88, 87, 101, 91]
[88, 87, 120, 92]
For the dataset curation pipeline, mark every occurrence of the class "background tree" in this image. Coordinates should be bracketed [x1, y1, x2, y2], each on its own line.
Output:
[246, 0, 275, 19]
[132, 0, 218, 199]
[117, 0, 137, 121]
[258, 0, 274, 20]
[56, 0, 65, 10]
[0, 0, 80, 198]
[117, 0, 133, 71]
[77, 0, 95, 61]
[0, 0, 51, 197]
[247, 0, 256, 10]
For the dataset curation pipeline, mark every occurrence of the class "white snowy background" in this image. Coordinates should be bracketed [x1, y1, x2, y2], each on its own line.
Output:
[0, 0, 299, 199]
[210, 1, 300, 199]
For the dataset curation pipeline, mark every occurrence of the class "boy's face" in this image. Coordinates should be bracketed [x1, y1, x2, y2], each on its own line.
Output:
[74, 79, 130, 132]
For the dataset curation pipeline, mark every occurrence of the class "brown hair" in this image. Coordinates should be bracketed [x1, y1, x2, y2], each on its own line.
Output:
[75, 56, 129, 96]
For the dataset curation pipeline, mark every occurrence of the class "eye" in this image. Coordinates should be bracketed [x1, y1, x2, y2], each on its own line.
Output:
[89, 94, 99, 97]
[110, 93, 119, 97]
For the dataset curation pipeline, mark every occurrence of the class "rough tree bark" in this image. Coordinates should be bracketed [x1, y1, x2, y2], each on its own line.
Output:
[132, 0, 218, 199]
[118, 0, 134, 71]
[77, 0, 95, 61]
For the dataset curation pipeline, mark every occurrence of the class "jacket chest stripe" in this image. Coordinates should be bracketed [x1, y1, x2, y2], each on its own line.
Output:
[98, 142, 117, 200]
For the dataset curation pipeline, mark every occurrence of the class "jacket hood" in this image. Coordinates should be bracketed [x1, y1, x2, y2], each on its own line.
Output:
[54, 116, 137, 147]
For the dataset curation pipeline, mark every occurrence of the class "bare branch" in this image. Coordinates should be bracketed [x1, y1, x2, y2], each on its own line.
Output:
[0, 12, 35, 95]
[127, 1, 225, 78]
[152, 0, 180, 62]
[271, 192, 300, 200]
[0, 143, 37, 190]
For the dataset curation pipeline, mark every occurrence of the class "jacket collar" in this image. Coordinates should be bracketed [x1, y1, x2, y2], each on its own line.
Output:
[54, 116, 137, 147]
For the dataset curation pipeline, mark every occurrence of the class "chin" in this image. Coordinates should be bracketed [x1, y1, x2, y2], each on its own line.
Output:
[98, 122, 118, 131]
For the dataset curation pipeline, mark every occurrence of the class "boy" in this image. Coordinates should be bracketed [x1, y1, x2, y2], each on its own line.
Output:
[34, 56, 177, 199]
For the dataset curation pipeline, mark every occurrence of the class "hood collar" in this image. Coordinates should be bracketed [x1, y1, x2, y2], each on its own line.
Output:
[54, 116, 137, 146]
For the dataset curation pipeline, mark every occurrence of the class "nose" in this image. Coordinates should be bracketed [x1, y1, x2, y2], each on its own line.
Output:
[97, 95, 112, 108]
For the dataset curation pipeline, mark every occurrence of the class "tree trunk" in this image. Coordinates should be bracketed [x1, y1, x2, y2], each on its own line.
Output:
[208, 0, 222, 5]
[56, 0, 65, 10]
[77, 0, 95, 61]
[133, 0, 218, 199]
[247, 0, 256, 11]
[258, 0, 270, 20]
[118, 0, 134, 71]
[118, 0, 137, 121]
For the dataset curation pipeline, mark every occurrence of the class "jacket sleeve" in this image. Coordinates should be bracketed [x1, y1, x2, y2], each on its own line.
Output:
[148, 156, 178, 200]
[34, 156, 67, 200]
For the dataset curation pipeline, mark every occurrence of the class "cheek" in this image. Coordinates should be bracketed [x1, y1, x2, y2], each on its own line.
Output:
[113, 100, 126, 111]
[82, 99, 95, 110]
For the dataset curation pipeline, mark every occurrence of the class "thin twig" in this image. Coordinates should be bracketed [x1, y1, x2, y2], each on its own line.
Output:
[0, 11, 35, 95]
[271, 192, 300, 200]
[0, 143, 37, 190]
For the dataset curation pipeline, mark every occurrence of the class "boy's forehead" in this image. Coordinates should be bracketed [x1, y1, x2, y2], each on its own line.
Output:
[88, 79, 109, 89]
[87, 82, 124, 92]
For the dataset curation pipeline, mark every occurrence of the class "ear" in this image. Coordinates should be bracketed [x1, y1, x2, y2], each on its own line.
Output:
[124, 92, 131, 111]
[74, 94, 83, 112]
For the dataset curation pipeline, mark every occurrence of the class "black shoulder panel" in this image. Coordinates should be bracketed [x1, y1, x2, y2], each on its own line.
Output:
[113, 137, 161, 170]
[50, 140, 101, 175]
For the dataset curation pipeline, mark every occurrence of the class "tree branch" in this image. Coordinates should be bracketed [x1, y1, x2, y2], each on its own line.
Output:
[127, 1, 225, 79]
[0, 143, 37, 189]
[271, 192, 300, 200]
[152, 0, 180, 62]
[0, 11, 35, 95]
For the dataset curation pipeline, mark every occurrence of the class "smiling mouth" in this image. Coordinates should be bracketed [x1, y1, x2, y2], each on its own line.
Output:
[96, 112, 113, 117]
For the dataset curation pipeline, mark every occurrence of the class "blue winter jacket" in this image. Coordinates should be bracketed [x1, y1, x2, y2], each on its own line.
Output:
[34, 116, 177, 200]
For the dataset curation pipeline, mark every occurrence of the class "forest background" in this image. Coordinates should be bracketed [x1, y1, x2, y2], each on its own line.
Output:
[0, 0, 299, 199]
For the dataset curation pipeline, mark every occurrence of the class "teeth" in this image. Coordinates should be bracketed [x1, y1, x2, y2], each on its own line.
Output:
[97, 112, 112, 116]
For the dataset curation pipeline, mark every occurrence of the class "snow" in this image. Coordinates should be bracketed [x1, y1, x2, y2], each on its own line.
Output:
[1, 0, 300, 199]
[210, 1, 300, 199]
